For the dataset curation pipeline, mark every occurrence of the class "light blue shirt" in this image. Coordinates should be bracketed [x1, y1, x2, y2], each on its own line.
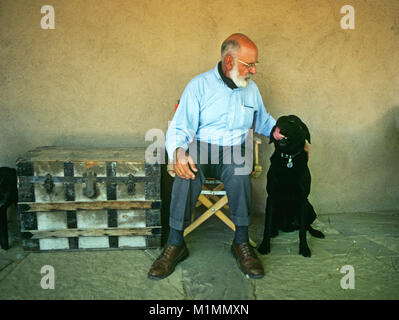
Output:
[166, 63, 276, 160]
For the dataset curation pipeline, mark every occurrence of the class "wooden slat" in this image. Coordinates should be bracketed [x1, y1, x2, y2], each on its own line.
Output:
[186, 194, 257, 247]
[206, 183, 229, 210]
[20, 201, 156, 212]
[214, 210, 236, 231]
[184, 195, 228, 237]
[197, 194, 234, 231]
[16, 146, 150, 162]
[24, 227, 159, 239]
[196, 184, 229, 208]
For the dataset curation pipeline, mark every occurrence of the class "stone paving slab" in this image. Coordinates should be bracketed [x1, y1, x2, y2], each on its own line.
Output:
[181, 220, 255, 300]
[255, 252, 399, 300]
[368, 235, 399, 253]
[0, 211, 398, 300]
[352, 236, 399, 258]
[319, 212, 399, 236]
[0, 258, 13, 272]
[377, 256, 399, 271]
[0, 250, 185, 300]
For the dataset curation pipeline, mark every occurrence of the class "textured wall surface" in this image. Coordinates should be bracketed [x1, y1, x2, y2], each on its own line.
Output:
[1, 0, 398, 214]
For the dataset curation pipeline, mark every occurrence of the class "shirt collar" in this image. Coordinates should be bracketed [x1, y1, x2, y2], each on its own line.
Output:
[214, 61, 238, 90]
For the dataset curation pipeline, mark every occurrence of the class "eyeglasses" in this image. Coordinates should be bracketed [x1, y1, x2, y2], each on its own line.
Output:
[235, 58, 259, 70]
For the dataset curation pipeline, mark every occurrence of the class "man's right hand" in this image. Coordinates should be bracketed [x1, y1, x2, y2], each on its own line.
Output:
[173, 148, 198, 180]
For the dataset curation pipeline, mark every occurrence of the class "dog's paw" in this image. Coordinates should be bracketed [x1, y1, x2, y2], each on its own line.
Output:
[309, 228, 325, 239]
[257, 241, 271, 255]
[299, 244, 311, 257]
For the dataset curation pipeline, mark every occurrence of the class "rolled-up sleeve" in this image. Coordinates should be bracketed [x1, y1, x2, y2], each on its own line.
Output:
[165, 80, 200, 160]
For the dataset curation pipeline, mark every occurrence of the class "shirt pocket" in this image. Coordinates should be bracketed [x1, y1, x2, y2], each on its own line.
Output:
[230, 104, 255, 130]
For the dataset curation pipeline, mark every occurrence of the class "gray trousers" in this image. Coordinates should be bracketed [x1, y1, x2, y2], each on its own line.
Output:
[169, 141, 253, 231]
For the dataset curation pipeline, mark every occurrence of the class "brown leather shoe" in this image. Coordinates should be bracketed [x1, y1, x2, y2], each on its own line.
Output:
[148, 242, 189, 280]
[231, 241, 265, 279]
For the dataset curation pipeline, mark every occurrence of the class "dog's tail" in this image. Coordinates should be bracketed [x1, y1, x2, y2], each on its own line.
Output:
[308, 226, 325, 238]
[305, 201, 325, 238]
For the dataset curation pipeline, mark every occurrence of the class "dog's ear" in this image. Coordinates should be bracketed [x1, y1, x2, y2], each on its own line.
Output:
[300, 122, 311, 144]
[269, 125, 277, 144]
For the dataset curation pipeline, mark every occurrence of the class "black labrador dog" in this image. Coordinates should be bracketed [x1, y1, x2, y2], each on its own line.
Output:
[258, 115, 324, 257]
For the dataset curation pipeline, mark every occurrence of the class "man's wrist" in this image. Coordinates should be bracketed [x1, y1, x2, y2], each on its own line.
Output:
[174, 147, 186, 161]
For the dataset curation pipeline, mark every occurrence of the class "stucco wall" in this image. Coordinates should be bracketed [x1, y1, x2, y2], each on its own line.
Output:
[1, 0, 398, 214]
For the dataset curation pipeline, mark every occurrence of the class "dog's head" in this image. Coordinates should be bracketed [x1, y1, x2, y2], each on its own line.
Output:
[269, 115, 311, 154]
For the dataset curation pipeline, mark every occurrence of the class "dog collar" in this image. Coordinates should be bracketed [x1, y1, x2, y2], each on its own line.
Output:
[280, 150, 303, 168]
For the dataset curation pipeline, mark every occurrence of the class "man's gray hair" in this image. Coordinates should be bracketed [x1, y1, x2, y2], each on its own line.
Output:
[221, 39, 240, 59]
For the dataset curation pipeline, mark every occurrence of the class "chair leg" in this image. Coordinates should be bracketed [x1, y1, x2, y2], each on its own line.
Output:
[210, 184, 230, 210]
[185, 193, 257, 247]
[184, 195, 228, 237]
[213, 211, 257, 247]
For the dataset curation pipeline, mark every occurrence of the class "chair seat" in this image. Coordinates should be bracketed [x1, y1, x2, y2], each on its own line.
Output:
[200, 190, 226, 196]
[204, 179, 222, 184]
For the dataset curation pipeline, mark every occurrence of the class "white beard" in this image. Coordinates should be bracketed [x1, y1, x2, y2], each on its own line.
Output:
[230, 62, 252, 88]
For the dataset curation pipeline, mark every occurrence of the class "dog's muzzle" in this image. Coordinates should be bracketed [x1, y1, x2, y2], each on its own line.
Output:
[278, 137, 288, 147]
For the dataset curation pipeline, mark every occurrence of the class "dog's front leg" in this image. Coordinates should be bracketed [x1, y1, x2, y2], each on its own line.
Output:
[299, 200, 311, 257]
[258, 197, 274, 254]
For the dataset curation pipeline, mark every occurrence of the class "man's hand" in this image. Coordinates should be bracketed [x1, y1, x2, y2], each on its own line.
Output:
[304, 142, 310, 159]
[173, 147, 198, 180]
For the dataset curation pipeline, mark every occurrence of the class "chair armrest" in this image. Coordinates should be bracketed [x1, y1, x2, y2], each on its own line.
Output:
[252, 137, 263, 178]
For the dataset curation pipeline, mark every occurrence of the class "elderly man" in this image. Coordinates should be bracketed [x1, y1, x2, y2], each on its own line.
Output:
[148, 33, 276, 280]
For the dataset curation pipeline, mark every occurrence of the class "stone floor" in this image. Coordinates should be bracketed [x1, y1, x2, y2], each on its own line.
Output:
[0, 210, 398, 300]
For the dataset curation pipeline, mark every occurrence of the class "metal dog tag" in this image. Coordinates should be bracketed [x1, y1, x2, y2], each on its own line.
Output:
[287, 158, 293, 168]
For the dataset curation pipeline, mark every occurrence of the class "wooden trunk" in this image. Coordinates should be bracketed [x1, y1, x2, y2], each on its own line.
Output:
[16, 146, 161, 251]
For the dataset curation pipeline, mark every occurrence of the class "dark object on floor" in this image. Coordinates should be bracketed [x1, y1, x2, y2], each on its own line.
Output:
[0, 167, 18, 250]
[258, 115, 324, 258]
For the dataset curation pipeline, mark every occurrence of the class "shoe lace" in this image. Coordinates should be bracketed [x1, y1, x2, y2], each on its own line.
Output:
[162, 245, 174, 258]
[153, 245, 176, 269]
[240, 243, 256, 258]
